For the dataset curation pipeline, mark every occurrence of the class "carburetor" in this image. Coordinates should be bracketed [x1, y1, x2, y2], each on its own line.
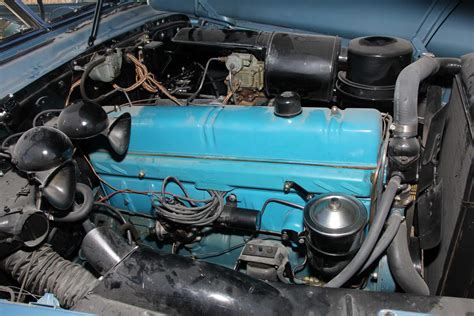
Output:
[225, 53, 264, 90]
[225, 53, 264, 102]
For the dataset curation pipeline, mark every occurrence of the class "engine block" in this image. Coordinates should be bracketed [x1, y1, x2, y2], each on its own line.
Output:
[90, 105, 381, 235]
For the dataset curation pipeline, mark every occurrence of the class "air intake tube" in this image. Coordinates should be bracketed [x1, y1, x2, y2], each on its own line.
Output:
[0, 245, 98, 307]
[77, 226, 290, 314]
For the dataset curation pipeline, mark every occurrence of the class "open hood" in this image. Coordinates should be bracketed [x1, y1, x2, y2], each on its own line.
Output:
[149, 0, 474, 57]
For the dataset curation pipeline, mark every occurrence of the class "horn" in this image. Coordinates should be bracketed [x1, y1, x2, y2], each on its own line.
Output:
[105, 112, 131, 156]
[57, 101, 108, 139]
[36, 161, 77, 210]
[58, 101, 131, 155]
[12, 126, 73, 172]
[10, 126, 77, 210]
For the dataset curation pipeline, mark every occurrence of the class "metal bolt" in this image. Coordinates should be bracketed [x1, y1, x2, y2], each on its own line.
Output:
[227, 194, 237, 202]
[298, 238, 305, 244]
[138, 170, 146, 179]
[248, 245, 255, 252]
[330, 106, 339, 115]
[389, 124, 396, 131]
[370, 272, 378, 281]
[329, 197, 341, 210]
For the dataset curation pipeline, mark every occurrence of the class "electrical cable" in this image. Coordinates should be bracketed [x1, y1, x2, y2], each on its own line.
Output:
[152, 176, 226, 226]
[113, 53, 183, 106]
[1, 132, 23, 149]
[93, 202, 133, 244]
[32, 109, 63, 127]
[185, 241, 247, 259]
[80, 56, 117, 103]
[292, 256, 308, 276]
[183, 237, 279, 260]
[0, 286, 15, 302]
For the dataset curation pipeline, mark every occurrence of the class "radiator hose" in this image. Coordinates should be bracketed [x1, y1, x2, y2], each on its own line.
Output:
[387, 221, 430, 296]
[390, 56, 461, 175]
[0, 244, 98, 307]
[393, 56, 461, 137]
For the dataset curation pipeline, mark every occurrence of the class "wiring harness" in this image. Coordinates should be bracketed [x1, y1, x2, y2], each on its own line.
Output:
[152, 176, 226, 226]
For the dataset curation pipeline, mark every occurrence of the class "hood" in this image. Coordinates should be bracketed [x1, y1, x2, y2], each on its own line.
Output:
[149, 0, 474, 57]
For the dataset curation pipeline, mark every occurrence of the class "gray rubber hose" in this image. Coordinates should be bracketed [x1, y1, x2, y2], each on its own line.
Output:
[359, 211, 404, 273]
[393, 56, 439, 137]
[325, 175, 401, 288]
[387, 221, 430, 296]
[393, 56, 461, 138]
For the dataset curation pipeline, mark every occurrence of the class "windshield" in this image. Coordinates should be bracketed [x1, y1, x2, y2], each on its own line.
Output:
[0, 1, 32, 40]
[1, 0, 117, 42]
[24, 0, 97, 23]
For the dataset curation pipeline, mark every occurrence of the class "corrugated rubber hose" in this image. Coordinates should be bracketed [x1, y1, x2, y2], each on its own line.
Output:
[0, 244, 98, 307]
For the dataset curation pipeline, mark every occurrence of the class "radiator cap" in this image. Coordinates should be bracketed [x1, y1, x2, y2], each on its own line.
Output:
[274, 91, 302, 118]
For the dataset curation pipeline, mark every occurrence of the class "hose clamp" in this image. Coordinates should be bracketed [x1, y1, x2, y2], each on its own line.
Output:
[390, 124, 417, 137]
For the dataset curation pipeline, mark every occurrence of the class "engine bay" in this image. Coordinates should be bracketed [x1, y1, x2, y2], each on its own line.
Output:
[0, 10, 473, 315]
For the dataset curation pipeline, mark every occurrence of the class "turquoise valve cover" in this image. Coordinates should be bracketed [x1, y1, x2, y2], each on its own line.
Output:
[90, 105, 382, 234]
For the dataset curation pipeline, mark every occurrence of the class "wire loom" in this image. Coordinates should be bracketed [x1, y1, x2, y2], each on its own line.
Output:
[152, 176, 227, 226]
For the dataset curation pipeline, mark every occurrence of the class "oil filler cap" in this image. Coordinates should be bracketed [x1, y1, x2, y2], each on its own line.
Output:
[274, 91, 302, 118]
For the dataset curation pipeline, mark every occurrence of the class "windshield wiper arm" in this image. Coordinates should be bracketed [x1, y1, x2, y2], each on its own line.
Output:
[88, 0, 104, 47]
